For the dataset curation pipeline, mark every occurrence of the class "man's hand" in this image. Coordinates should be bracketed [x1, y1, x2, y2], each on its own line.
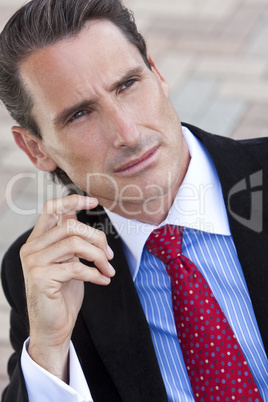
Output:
[20, 195, 115, 382]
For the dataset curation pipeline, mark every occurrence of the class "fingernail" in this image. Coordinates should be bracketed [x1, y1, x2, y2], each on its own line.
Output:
[85, 197, 98, 205]
[101, 275, 111, 284]
[107, 245, 114, 259]
[108, 263, 116, 276]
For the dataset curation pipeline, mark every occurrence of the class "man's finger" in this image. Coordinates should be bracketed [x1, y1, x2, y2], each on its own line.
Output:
[24, 237, 115, 278]
[23, 219, 114, 260]
[28, 195, 98, 240]
[28, 261, 112, 288]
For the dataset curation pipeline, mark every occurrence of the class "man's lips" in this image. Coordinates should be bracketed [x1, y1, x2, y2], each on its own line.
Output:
[114, 145, 160, 175]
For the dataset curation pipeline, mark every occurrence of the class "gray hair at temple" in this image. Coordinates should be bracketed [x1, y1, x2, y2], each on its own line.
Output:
[0, 0, 151, 185]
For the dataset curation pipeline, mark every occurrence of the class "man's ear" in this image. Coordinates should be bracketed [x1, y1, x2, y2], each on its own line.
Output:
[12, 126, 58, 172]
[148, 56, 169, 98]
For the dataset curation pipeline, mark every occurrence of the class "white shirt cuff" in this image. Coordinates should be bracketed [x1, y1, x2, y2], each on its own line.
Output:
[21, 338, 93, 402]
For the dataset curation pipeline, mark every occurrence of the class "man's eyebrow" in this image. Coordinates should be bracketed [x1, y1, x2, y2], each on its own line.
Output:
[53, 99, 96, 128]
[109, 66, 144, 92]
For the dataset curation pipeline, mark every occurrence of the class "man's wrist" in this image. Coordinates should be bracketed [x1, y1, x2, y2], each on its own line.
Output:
[21, 338, 93, 401]
[28, 338, 70, 382]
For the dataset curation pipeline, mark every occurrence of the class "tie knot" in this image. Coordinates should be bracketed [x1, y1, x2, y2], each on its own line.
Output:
[145, 224, 183, 264]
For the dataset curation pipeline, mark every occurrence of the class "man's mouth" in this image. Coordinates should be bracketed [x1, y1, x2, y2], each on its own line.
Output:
[114, 145, 160, 176]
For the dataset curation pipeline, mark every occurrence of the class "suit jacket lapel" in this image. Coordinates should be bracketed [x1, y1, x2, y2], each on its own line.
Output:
[184, 123, 268, 355]
[76, 209, 168, 401]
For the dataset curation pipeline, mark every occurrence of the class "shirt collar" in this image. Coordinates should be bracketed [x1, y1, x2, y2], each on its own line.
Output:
[105, 126, 231, 280]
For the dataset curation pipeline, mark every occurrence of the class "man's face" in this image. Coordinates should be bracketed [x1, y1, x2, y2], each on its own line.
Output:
[19, 20, 186, 217]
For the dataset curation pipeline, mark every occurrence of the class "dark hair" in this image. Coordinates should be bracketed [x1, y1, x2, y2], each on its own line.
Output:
[0, 0, 151, 185]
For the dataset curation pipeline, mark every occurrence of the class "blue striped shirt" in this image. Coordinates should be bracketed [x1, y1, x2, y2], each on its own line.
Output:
[107, 127, 268, 401]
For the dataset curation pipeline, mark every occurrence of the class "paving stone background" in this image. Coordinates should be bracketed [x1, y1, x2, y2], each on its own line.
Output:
[0, 0, 268, 395]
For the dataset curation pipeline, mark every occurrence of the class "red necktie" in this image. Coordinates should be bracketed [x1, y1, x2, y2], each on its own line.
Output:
[145, 225, 262, 401]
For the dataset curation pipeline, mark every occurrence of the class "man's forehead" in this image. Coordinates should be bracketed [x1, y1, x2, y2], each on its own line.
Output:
[19, 19, 144, 83]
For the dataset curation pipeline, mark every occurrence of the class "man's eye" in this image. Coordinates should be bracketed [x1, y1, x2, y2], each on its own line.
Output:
[69, 110, 87, 123]
[121, 79, 135, 91]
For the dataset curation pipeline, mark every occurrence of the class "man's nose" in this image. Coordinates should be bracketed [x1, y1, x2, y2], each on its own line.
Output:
[108, 104, 141, 149]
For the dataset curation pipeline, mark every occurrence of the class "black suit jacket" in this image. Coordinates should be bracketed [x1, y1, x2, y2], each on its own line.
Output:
[1, 125, 268, 401]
